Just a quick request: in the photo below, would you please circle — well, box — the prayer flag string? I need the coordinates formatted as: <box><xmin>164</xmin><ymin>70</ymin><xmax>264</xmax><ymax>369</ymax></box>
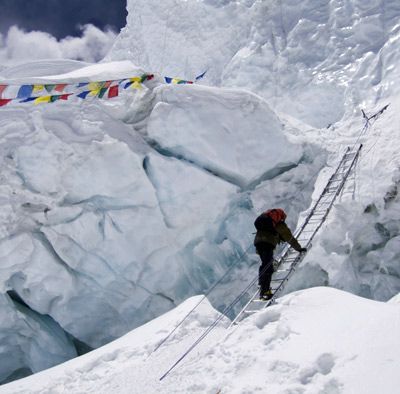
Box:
<box><xmin>0</xmin><ymin>70</ymin><xmax>205</xmax><ymax>108</ymax></box>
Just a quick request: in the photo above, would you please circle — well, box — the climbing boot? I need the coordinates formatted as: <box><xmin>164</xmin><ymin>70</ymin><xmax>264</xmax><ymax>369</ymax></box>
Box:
<box><xmin>259</xmin><ymin>289</ymin><xmax>273</xmax><ymax>300</ymax></box>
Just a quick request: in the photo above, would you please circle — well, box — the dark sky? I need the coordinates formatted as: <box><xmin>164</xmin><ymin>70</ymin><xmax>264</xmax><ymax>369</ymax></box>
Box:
<box><xmin>0</xmin><ymin>0</ymin><xmax>127</xmax><ymax>38</ymax></box>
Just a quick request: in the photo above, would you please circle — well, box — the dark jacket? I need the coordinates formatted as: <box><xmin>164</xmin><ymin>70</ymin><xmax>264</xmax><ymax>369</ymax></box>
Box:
<box><xmin>254</xmin><ymin>220</ymin><xmax>302</xmax><ymax>252</ymax></box>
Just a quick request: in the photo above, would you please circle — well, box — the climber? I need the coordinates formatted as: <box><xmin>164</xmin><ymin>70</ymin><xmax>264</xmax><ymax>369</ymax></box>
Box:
<box><xmin>254</xmin><ymin>208</ymin><xmax>307</xmax><ymax>300</ymax></box>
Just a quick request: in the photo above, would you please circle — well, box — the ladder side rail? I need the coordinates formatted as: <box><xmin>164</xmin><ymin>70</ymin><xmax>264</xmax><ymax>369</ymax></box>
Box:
<box><xmin>231</xmin><ymin>145</ymin><xmax>362</xmax><ymax>325</ymax></box>
<box><xmin>295</xmin><ymin>145</ymin><xmax>362</xmax><ymax>246</ymax></box>
<box><xmin>280</xmin><ymin>146</ymin><xmax>352</xmax><ymax>255</ymax></box>
<box><xmin>265</xmin><ymin>254</ymin><xmax>305</xmax><ymax>306</ymax></box>
<box><xmin>230</xmin><ymin>287</ymin><xmax>260</xmax><ymax>326</ymax></box>
<box><xmin>264</xmin><ymin>144</ymin><xmax>362</xmax><ymax>308</ymax></box>
<box><xmin>307</xmin><ymin>144</ymin><xmax>362</xmax><ymax>245</ymax></box>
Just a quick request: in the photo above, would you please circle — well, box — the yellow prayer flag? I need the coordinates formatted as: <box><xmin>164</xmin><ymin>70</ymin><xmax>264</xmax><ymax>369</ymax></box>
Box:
<box><xmin>88</xmin><ymin>82</ymin><xmax>103</xmax><ymax>90</ymax></box>
<box><xmin>89</xmin><ymin>89</ymin><xmax>101</xmax><ymax>96</ymax></box>
<box><xmin>131</xmin><ymin>81</ymin><xmax>142</xmax><ymax>89</ymax></box>
<box><xmin>33</xmin><ymin>85</ymin><xmax>45</xmax><ymax>93</ymax></box>
<box><xmin>130</xmin><ymin>77</ymin><xmax>141</xmax><ymax>83</ymax></box>
<box><xmin>34</xmin><ymin>96</ymin><xmax>51</xmax><ymax>104</ymax></box>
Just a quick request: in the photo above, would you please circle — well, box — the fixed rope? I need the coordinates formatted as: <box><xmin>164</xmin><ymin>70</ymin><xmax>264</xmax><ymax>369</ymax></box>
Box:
<box><xmin>147</xmin><ymin>242</ymin><xmax>254</xmax><ymax>359</ymax></box>
<box><xmin>159</xmin><ymin>256</ymin><xmax>275</xmax><ymax>381</ymax></box>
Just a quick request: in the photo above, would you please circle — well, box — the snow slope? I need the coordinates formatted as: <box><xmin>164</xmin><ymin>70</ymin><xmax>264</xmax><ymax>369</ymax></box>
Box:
<box><xmin>2</xmin><ymin>287</ymin><xmax>399</xmax><ymax>394</ymax></box>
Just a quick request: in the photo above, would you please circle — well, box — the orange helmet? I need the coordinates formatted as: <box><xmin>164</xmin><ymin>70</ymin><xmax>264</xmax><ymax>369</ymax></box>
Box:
<box><xmin>264</xmin><ymin>208</ymin><xmax>286</xmax><ymax>225</ymax></box>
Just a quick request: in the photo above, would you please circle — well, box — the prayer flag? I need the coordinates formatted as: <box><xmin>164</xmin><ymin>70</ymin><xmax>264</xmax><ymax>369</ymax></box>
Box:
<box><xmin>45</xmin><ymin>84</ymin><xmax>56</xmax><ymax>93</ymax></box>
<box><xmin>33</xmin><ymin>85</ymin><xmax>45</xmax><ymax>93</ymax></box>
<box><xmin>20</xmin><ymin>97</ymin><xmax>36</xmax><ymax>103</ymax></box>
<box><xmin>0</xmin><ymin>98</ymin><xmax>12</xmax><ymax>107</ymax></box>
<box><xmin>50</xmin><ymin>95</ymin><xmax>60</xmax><ymax>103</ymax></box>
<box><xmin>88</xmin><ymin>82</ymin><xmax>104</xmax><ymax>90</ymax></box>
<box><xmin>165</xmin><ymin>77</ymin><xmax>173</xmax><ymax>84</ymax></box>
<box><xmin>17</xmin><ymin>85</ymin><xmax>34</xmax><ymax>99</ymax></box>
<box><xmin>108</xmin><ymin>85</ymin><xmax>119</xmax><ymax>99</ymax></box>
<box><xmin>195</xmin><ymin>71</ymin><xmax>207</xmax><ymax>81</ymax></box>
<box><xmin>77</xmin><ymin>91</ymin><xmax>91</xmax><ymax>99</ymax></box>
<box><xmin>0</xmin><ymin>84</ymin><xmax>7</xmax><ymax>98</ymax></box>
<box><xmin>77</xmin><ymin>82</ymin><xmax>89</xmax><ymax>88</ymax></box>
<box><xmin>60</xmin><ymin>93</ymin><xmax>73</xmax><ymax>100</ymax></box>
<box><xmin>55</xmin><ymin>84</ymin><xmax>67</xmax><ymax>92</ymax></box>
<box><xmin>103</xmin><ymin>81</ymin><xmax>112</xmax><ymax>88</ymax></box>
<box><xmin>89</xmin><ymin>89</ymin><xmax>101</xmax><ymax>96</ymax></box>
<box><xmin>98</xmin><ymin>87</ymin><xmax>108</xmax><ymax>98</ymax></box>
<box><xmin>34</xmin><ymin>96</ymin><xmax>51</xmax><ymax>104</ymax></box>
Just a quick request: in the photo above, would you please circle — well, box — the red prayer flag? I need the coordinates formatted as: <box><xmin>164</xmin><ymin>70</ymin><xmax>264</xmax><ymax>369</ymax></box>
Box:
<box><xmin>0</xmin><ymin>85</ymin><xmax>7</xmax><ymax>98</ymax></box>
<box><xmin>108</xmin><ymin>85</ymin><xmax>119</xmax><ymax>99</ymax></box>
<box><xmin>0</xmin><ymin>99</ymin><xmax>12</xmax><ymax>107</ymax></box>
<box><xmin>60</xmin><ymin>94</ymin><xmax>73</xmax><ymax>100</ymax></box>
<box><xmin>54</xmin><ymin>84</ymin><xmax>67</xmax><ymax>92</ymax></box>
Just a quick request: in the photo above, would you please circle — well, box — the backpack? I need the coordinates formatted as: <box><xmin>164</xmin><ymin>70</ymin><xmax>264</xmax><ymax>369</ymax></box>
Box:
<box><xmin>254</xmin><ymin>209</ymin><xmax>286</xmax><ymax>233</ymax></box>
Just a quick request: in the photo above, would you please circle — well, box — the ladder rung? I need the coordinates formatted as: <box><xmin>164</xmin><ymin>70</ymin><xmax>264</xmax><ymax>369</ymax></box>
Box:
<box><xmin>271</xmin><ymin>277</ymin><xmax>287</xmax><ymax>282</ymax></box>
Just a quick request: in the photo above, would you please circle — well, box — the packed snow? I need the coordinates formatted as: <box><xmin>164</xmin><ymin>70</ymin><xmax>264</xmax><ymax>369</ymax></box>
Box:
<box><xmin>1</xmin><ymin>0</ymin><xmax>400</xmax><ymax>391</ymax></box>
<box><xmin>2</xmin><ymin>288</ymin><xmax>399</xmax><ymax>393</ymax></box>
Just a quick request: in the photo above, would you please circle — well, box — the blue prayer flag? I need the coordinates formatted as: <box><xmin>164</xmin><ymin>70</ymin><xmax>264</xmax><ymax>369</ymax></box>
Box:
<box><xmin>20</xmin><ymin>97</ymin><xmax>36</xmax><ymax>103</ymax></box>
<box><xmin>77</xmin><ymin>91</ymin><xmax>91</xmax><ymax>99</ymax></box>
<box><xmin>195</xmin><ymin>71</ymin><xmax>207</xmax><ymax>81</ymax></box>
<box><xmin>17</xmin><ymin>85</ymin><xmax>34</xmax><ymax>99</ymax></box>
<box><xmin>165</xmin><ymin>77</ymin><xmax>173</xmax><ymax>84</ymax></box>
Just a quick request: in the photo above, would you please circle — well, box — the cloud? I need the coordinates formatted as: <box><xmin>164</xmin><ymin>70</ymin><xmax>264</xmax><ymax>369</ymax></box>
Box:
<box><xmin>0</xmin><ymin>24</ymin><xmax>117</xmax><ymax>66</ymax></box>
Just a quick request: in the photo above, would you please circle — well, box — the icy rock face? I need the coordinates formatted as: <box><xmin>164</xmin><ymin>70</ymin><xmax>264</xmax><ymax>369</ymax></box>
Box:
<box><xmin>107</xmin><ymin>0</ymin><xmax>400</xmax><ymax>128</ymax></box>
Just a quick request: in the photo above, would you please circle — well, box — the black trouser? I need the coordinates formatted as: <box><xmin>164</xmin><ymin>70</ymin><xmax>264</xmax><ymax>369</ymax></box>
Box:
<box><xmin>256</xmin><ymin>243</ymin><xmax>274</xmax><ymax>293</ymax></box>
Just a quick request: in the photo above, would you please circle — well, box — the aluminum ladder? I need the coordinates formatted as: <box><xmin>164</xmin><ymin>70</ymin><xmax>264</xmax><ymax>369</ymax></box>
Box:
<box><xmin>230</xmin><ymin>144</ymin><xmax>362</xmax><ymax>326</ymax></box>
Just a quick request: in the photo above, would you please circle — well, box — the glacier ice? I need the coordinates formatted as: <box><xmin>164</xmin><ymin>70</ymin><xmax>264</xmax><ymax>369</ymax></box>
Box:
<box><xmin>147</xmin><ymin>84</ymin><xmax>303</xmax><ymax>188</ymax></box>
<box><xmin>0</xmin><ymin>57</ymin><xmax>317</xmax><ymax>381</ymax></box>
<box><xmin>2</xmin><ymin>0</ymin><xmax>400</xmax><ymax>385</ymax></box>
<box><xmin>0</xmin><ymin>292</ymin><xmax>76</xmax><ymax>384</ymax></box>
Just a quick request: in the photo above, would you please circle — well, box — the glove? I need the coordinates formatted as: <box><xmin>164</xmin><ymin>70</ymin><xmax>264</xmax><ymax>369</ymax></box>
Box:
<box><xmin>299</xmin><ymin>247</ymin><xmax>307</xmax><ymax>253</ymax></box>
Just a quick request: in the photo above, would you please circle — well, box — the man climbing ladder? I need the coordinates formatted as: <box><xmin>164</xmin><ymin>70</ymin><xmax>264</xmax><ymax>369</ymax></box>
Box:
<box><xmin>254</xmin><ymin>209</ymin><xmax>306</xmax><ymax>300</ymax></box>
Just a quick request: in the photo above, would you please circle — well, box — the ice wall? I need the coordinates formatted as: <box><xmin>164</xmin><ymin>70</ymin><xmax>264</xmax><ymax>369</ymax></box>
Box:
<box><xmin>108</xmin><ymin>0</ymin><xmax>400</xmax><ymax>303</ymax></box>
<box><xmin>108</xmin><ymin>0</ymin><xmax>400</xmax><ymax>127</ymax></box>
<box><xmin>0</xmin><ymin>60</ymin><xmax>320</xmax><ymax>382</ymax></box>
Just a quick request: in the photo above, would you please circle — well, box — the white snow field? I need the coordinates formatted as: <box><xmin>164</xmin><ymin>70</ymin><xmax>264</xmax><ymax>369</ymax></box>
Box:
<box><xmin>1</xmin><ymin>0</ymin><xmax>400</xmax><ymax>391</ymax></box>
<box><xmin>2</xmin><ymin>288</ymin><xmax>400</xmax><ymax>394</ymax></box>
